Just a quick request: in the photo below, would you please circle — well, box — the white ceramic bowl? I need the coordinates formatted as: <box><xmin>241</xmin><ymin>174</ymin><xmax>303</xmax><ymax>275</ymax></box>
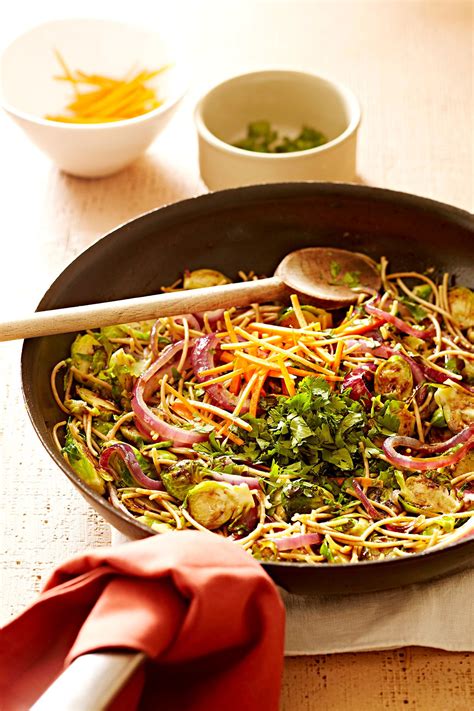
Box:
<box><xmin>194</xmin><ymin>70</ymin><xmax>361</xmax><ymax>190</ymax></box>
<box><xmin>0</xmin><ymin>19</ymin><xmax>188</xmax><ymax>178</ymax></box>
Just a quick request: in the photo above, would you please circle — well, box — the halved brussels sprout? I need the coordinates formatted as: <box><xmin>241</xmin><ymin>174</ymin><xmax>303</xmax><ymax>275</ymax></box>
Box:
<box><xmin>71</xmin><ymin>334</ymin><xmax>103</xmax><ymax>374</ymax></box>
<box><xmin>430</xmin><ymin>407</ymin><xmax>447</xmax><ymax>428</ymax></box>
<box><xmin>374</xmin><ymin>356</ymin><xmax>413</xmax><ymax>400</ymax></box>
<box><xmin>460</xmin><ymin>357</ymin><xmax>474</xmax><ymax>384</ymax></box>
<box><xmin>396</xmin><ymin>406</ymin><xmax>416</xmax><ymax>436</ymax></box>
<box><xmin>62</xmin><ymin>426</ymin><xmax>105</xmax><ymax>494</ymax></box>
<box><xmin>183</xmin><ymin>269</ymin><xmax>231</xmax><ymax>290</ymax></box>
<box><xmin>403</xmin><ymin>335</ymin><xmax>427</xmax><ymax>355</ymax></box>
<box><xmin>448</xmin><ymin>287</ymin><xmax>474</xmax><ymax>330</ymax></box>
<box><xmin>185</xmin><ymin>480</ymin><xmax>254</xmax><ymax>530</ymax></box>
<box><xmin>161</xmin><ymin>461</ymin><xmax>204</xmax><ymax>501</ymax></box>
<box><xmin>434</xmin><ymin>386</ymin><xmax>474</xmax><ymax>433</ymax></box>
<box><xmin>76</xmin><ymin>387</ymin><xmax>120</xmax><ymax>413</ymax></box>
<box><xmin>398</xmin><ymin>473</ymin><xmax>460</xmax><ymax>514</ymax></box>
<box><xmin>452</xmin><ymin>451</ymin><xmax>474</xmax><ymax>478</ymax></box>
<box><xmin>278</xmin><ymin>305</ymin><xmax>333</xmax><ymax>330</ymax></box>
<box><xmin>137</xmin><ymin>515</ymin><xmax>175</xmax><ymax>534</ymax></box>
<box><xmin>105</xmin><ymin>348</ymin><xmax>144</xmax><ymax>396</ymax></box>
<box><xmin>281</xmin><ymin>480</ymin><xmax>331</xmax><ymax>518</ymax></box>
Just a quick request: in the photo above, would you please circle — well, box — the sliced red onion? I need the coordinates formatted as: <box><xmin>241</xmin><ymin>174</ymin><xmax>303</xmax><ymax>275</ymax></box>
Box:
<box><xmin>132</xmin><ymin>340</ymin><xmax>208</xmax><ymax>447</ymax></box>
<box><xmin>192</xmin><ymin>334</ymin><xmax>249</xmax><ymax>414</ymax></box>
<box><xmin>342</xmin><ymin>363</ymin><xmax>377</xmax><ymax>404</ymax></box>
<box><xmin>175</xmin><ymin>313</ymin><xmax>201</xmax><ymax>331</ymax></box>
<box><xmin>270</xmin><ymin>532</ymin><xmax>322</xmax><ymax>551</ymax></box>
<box><xmin>383</xmin><ymin>424</ymin><xmax>474</xmax><ymax>471</ymax></box>
<box><xmin>210</xmin><ymin>470</ymin><xmax>261</xmax><ymax>490</ymax></box>
<box><xmin>365</xmin><ymin>302</ymin><xmax>435</xmax><ymax>339</ymax></box>
<box><xmin>100</xmin><ymin>442</ymin><xmax>164</xmax><ymax>490</ymax></box>
<box><xmin>194</xmin><ymin>309</ymin><xmax>225</xmax><ymax>325</ymax></box>
<box><xmin>142</xmin><ymin>340</ymin><xmax>186</xmax><ymax>396</ymax></box>
<box><xmin>134</xmin><ymin>418</ymin><xmax>156</xmax><ymax>442</ymax></box>
<box><xmin>351</xmin><ymin>479</ymin><xmax>382</xmax><ymax>519</ymax></box>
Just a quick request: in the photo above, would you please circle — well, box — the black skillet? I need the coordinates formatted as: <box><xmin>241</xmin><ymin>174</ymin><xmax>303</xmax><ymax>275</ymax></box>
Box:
<box><xmin>21</xmin><ymin>182</ymin><xmax>474</xmax><ymax>594</ymax></box>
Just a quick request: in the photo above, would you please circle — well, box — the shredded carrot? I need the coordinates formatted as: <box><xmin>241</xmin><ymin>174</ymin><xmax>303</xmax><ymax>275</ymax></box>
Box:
<box><xmin>224</xmin><ymin>310</ymin><xmax>238</xmax><ymax>342</ymax></box>
<box><xmin>278</xmin><ymin>356</ymin><xmax>296</xmax><ymax>396</ymax></box>
<box><xmin>332</xmin><ymin>339</ymin><xmax>345</xmax><ymax>373</ymax></box>
<box><xmin>290</xmin><ymin>294</ymin><xmax>308</xmax><ymax>328</ymax></box>
<box><xmin>249</xmin><ymin>371</ymin><xmax>268</xmax><ymax>418</ymax></box>
<box><xmin>233</xmin><ymin>371</ymin><xmax>260</xmax><ymax>417</ymax></box>
<box><xmin>171</xmin><ymin>401</ymin><xmax>194</xmax><ymax>418</ymax></box>
<box><xmin>46</xmin><ymin>52</ymin><xmax>168</xmax><ymax>123</ymax></box>
<box><xmin>229</xmin><ymin>372</ymin><xmax>242</xmax><ymax>395</ymax></box>
<box><xmin>198</xmin><ymin>361</ymin><xmax>234</xmax><ymax>377</ymax></box>
<box><xmin>164</xmin><ymin>383</ymin><xmax>200</xmax><ymax>416</ymax></box>
<box><xmin>187</xmin><ymin>400</ymin><xmax>252</xmax><ymax>432</ymax></box>
<box><xmin>200</xmin><ymin>368</ymin><xmax>245</xmax><ymax>387</ymax></box>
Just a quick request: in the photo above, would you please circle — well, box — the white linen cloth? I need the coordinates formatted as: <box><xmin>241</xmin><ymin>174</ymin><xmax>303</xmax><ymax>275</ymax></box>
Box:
<box><xmin>111</xmin><ymin>530</ymin><xmax>474</xmax><ymax>654</ymax></box>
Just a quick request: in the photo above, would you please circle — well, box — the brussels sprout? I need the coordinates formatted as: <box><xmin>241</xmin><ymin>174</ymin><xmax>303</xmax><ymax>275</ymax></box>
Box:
<box><xmin>62</xmin><ymin>426</ymin><xmax>105</xmax><ymax>494</ymax></box>
<box><xmin>278</xmin><ymin>305</ymin><xmax>333</xmax><ymax>330</ymax></box>
<box><xmin>413</xmin><ymin>284</ymin><xmax>432</xmax><ymax>300</ymax></box>
<box><xmin>460</xmin><ymin>357</ymin><xmax>474</xmax><ymax>384</ymax></box>
<box><xmin>430</xmin><ymin>407</ymin><xmax>447</xmax><ymax>428</ymax></box>
<box><xmin>161</xmin><ymin>460</ymin><xmax>204</xmax><ymax>501</ymax></box>
<box><xmin>397</xmin><ymin>406</ymin><xmax>416</xmax><ymax>436</ymax></box>
<box><xmin>374</xmin><ymin>356</ymin><xmax>413</xmax><ymax>400</ymax></box>
<box><xmin>137</xmin><ymin>515</ymin><xmax>175</xmax><ymax>534</ymax></box>
<box><xmin>64</xmin><ymin>398</ymin><xmax>100</xmax><ymax>416</ymax></box>
<box><xmin>448</xmin><ymin>287</ymin><xmax>474</xmax><ymax>330</ymax></box>
<box><xmin>396</xmin><ymin>473</ymin><xmax>460</xmax><ymax>514</ymax></box>
<box><xmin>434</xmin><ymin>386</ymin><xmax>474</xmax><ymax>432</ymax></box>
<box><xmin>120</xmin><ymin>321</ymin><xmax>155</xmax><ymax>340</ymax></box>
<box><xmin>183</xmin><ymin>269</ymin><xmax>231</xmax><ymax>290</ymax></box>
<box><xmin>120</xmin><ymin>426</ymin><xmax>147</xmax><ymax>446</ymax></box>
<box><xmin>185</xmin><ymin>480</ymin><xmax>254</xmax><ymax>530</ymax></box>
<box><xmin>251</xmin><ymin>540</ymin><xmax>278</xmax><ymax>561</ymax></box>
<box><xmin>452</xmin><ymin>451</ymin><xmax>474</xmax><ymax>478</ymax></box>
<box><xmin>403</xmin><ymin>336</ymin><xmax>427</xmax><ymax>355</ymax></box>
<box><xmin>104</xmin><ymin>348</ymin><xmax>144</xmax><ymax>395</ymax></box>
<box><xmin>76</xmin><ymin>387</ymin><xmax>120</xmax><ymax>413</ymax></box>
<box><xmin>281</xmin><ymin>480</ymin><xmax>332</xmax><ymax>518</ymax></box>
<box><xmin>71</xmin><ymin>334</ymin><xmax>103</xmax><ymax>374</ymax></box>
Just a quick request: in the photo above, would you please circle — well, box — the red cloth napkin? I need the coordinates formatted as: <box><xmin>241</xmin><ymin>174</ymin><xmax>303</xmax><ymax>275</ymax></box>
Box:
<box><xmin>0</xmin><ymin>531</ymin><xmax>285</xmax><ymax>711</ymax></box>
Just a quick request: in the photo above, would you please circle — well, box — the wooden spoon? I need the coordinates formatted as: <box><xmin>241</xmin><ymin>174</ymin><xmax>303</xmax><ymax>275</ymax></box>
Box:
<box><xmin>0</xmin><ymin>247</ymin><xmax>381</xmax><ymax>341</ymax></box>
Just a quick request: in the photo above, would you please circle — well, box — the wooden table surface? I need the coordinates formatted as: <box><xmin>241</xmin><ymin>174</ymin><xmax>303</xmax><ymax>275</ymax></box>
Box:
<box><xmin>0</xmin><ymin>1</ymin><xmax>473</xmax><ymax>709</ymax></box>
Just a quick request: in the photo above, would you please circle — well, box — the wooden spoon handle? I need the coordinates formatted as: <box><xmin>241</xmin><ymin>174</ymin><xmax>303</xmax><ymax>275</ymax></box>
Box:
<box><xmin>0</xmin><ymin>276</ymin><xmax>285</xmax><ymax>341</ymax></box>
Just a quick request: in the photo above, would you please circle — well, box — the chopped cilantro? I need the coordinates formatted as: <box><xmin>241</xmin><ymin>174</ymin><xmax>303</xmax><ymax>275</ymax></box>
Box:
<box><xmin>233</xmin><ymin>376</ymin><xmax>368</xmax><ymax>476</ymax></box>
<box><xmin>342</xmin><ymin>270</ymin><xmax>361</xmax><ymax>288</ymax></box>
<box><xmin>330</xmin><ymin>260</ymin><xmax>341</xmax><ymax>280</ymax></box>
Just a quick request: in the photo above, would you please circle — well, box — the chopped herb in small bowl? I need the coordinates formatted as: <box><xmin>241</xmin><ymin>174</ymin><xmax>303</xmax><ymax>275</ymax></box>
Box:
<box><xmin>233</xmin><ymin>120</ymin><xmax>327</xmax><ymax>153</ymax></box>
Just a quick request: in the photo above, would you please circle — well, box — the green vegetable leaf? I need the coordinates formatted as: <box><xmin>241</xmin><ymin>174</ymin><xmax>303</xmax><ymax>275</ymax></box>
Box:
<box><xmin>330</xmin><ymin>261</ymin><xmax>341</xmax><ymax>280</ymax></box>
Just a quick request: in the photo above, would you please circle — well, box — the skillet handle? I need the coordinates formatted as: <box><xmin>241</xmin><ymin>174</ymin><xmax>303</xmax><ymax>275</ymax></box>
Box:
<box><xmin>30</xmin><ymin>650</ymin><xmax>146</xmax><ymax>711</ymax></box>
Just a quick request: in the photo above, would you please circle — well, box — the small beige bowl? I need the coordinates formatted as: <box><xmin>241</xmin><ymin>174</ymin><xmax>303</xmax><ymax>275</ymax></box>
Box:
<box><xmin>194</xmin><ymin>69</ymin><xmax>361</xmax><ymax>191</ymax></box>
<box><xmin>0</xmin><ymin>19</ymin><xmax>188</xmax><ymax>178</ymax></box>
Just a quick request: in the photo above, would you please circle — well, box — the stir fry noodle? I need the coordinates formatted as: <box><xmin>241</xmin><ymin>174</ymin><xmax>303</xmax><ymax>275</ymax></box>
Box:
<box><xmin>51</xmin><ymin>261</ymin><xmax>474</xmax><ymax>564</ymax></box>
